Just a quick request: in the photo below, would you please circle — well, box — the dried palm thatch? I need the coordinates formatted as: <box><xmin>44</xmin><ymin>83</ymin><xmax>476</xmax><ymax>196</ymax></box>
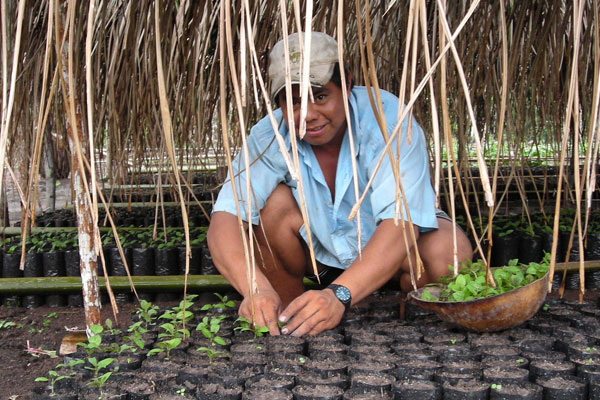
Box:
<box><xmin>0</xmin><ymin>0</ymin><xmax>598</xmax><ymax>324</ymax></box>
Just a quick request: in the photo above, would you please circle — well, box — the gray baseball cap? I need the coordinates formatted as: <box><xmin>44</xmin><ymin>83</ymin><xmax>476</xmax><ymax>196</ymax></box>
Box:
<box><xmin>268</xmin><ymin>32</ymin><xmax>339</xmax><ymax>101</ymax></box>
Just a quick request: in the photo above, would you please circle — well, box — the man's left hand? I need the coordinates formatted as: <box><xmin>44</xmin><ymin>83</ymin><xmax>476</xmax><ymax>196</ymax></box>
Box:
<box><xmin>278</xmin><ymin>289</ymin><xmax>345</xmax><ymax>336</ymax></box>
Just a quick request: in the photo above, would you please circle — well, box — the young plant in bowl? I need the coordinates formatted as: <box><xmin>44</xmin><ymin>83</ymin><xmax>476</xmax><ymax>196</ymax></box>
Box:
<box><xmin>422</xmin><ymin>252</ymin><xmax>550</xmax><ymax>302</ymax></box>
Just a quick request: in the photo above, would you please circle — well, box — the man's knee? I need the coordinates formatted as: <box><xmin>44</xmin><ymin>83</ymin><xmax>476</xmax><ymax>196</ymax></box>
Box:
<box><xmin>260</xmin><ymin>184</ymin><xmax>303</xmax><ymax>232</ymax></box>
<box><xmin>254</xmin><ymin>184</ymin><xmax>308</xmax><ymax>278</ymax></box>
<box><xmin>422</xmin><ymin>219</ymin><xmax>472</xmax><ymax>277</ymax></box>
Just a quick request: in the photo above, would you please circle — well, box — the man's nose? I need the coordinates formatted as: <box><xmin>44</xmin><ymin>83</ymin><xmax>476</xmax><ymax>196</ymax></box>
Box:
<box><xmin>305</xmin><ymin>101</ymin><xmax>318</xmax><ymax>121</ymax></box>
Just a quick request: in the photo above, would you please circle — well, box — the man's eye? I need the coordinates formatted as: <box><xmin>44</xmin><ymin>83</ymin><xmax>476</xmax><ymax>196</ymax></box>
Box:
<box><xmin>315</xmin><ymin>94</ymin><xmax>326</xmax><ymax>101</ymax></box>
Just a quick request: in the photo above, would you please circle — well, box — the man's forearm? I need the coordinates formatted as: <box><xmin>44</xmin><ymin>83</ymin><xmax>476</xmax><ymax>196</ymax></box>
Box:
<box><xmin>207</xmin><ymin>211</ymin><xmax>273</xmax><ymax>298</ymax></box>
<box><xmin>332</xmin><ymin>219</ymin><xmax>419</xmax><ymax>304</ymax></box>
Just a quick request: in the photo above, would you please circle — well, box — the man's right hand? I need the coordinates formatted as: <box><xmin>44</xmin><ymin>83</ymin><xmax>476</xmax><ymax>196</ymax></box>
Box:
<box><xmin>238</xmin><ymin>287</ymin><xmax>282</xmax><ymax>336</ymax></box>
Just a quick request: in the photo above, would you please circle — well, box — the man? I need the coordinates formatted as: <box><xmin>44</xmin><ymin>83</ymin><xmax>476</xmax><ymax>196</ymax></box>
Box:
<box><xmin>207</xmin><ymin>32</ymin><xmax>472</xmax><ymax>336</ymax></box>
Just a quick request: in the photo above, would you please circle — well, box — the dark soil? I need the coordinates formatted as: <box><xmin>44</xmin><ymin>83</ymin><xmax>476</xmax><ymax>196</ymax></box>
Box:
<box><xmin>0</xmin><ymin>289</ymin><xmax>598</xmax><ymax>400</ymax></box>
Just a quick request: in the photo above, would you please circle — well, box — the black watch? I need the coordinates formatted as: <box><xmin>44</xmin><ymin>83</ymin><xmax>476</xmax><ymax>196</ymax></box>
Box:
<box><xmin>327</xmin><ymin>284</ymin><xmax>352</xmax><ymax>312</ymax></box>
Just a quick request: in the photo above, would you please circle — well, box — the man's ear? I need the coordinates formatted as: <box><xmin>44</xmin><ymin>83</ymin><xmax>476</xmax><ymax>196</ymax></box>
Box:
<box><xmin>346</xmin><ymin>70</ymin><xmax>353</xmax><ymax>90</ymax></box>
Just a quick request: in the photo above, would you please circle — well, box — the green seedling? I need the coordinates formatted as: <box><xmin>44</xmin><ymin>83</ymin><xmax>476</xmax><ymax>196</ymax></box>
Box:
<box><xmin>38</xmin><ymin>313</ymin><xmax>58</xmax><ymax>332</ymax></box>
<box><xmin>85</xmin><ymin>357</ymin><xmax>116</xmax><ymax>379</ymax></box>
<box><xmin>176</xmin><ymin>388</ymin><xmax>186</xmax><ymax>396</ymax></box>
<box><xmin>0</xmin><ymin>320</ymin><xmax>15</xmax><ymax>329</ymax></box>
<box><xmin>196</xmin><ymin>315</ymin><xmax>227</xmax><ymax>346</ymax></box>
<box><xmin>135</xmin><ymin>299</ymin><xmax>159</xmax><ymax>328</ymax></box>
<box><xmin>158</xmin><ymin>295</ymin><xmax>197</xmax><ymax>338</ymax></box>
<box><xmin>158</xmin><ymin>322</ymin><xmax>189</xmax><ymax>341</ymax></box>
<box><xmin>34</xmin><ymin>369</ymin><xmax>73</xmax><ymax>396</ymax></box>
<box><xmin>87</xmin><ymin>371</ymin><xmax>114</xmax><ymax>399</ymax></box>
<box><xmin>148</xmin><ymin>338</ymin><xmax>181</xmax><ymax>360</ymax></box>
<box><xmin>491</xmin><ymin>383</ymin><xmax>502</xmax><ymax>390</ymax></box>
<box><xmin>423</xmin><ymin>253</ymin><xmax>550</xmax><ymax>302</ymax></box>
<box><xmin>200</xmin><ymin>293</ymin><xmax>236</xmax><ymax>312</ymax></box>
<box><xmin>234</xmin><ymin>316</ymin><xmax>269</xmax><ymax>337</ymax></box>
<box><xmin>124</xmin><ymin>321</ymin><xmax>148</xmax><ymax>350</ymax></box>
<box><xmin>104</xmin><ymin>319</ymin><xmax>121</xmax><ymax>336</ymax></box>
<box><xmin>104</xmin><ymin>342</ymin><xmax>136</xmax><ymax>355</ymax></box>
<box><xmin>77</xmin><ymin>325</ymin><xmax>104</xmax><ymax>358</ymax></box>
<box><xmin>196</xmin><ymin>346</ymin><xmax>229</xmax><ymax>364</ymax></box>
<box><xmin>59</xmin><ymin>359</ymin><xmax>85</xmax><ymax>375</ymax></box>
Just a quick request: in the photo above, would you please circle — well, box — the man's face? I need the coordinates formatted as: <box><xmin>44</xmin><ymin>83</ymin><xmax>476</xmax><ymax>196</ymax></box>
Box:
<box><xmin>278</xmin><ymin>81</ymin><xmax>347</xmax><ymax>148</ymax></box>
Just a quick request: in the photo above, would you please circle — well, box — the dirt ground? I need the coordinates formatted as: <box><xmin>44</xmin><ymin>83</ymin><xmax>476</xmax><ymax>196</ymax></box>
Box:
<box><xmin>0</xmin><ymin>298</ymin><xmax>167</xmax><ymax>400</ymax></box>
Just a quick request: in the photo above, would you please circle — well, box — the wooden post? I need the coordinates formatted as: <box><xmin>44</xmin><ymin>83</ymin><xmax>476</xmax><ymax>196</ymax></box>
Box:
<box><xmin>55</xmin><ymin>0</ymin><xmax>101</xmax><ymax>333</ymax></box>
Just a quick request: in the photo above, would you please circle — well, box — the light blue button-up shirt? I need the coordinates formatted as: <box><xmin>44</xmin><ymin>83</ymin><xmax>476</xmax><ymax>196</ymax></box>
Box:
<box><xmin>213</xmin><ymin>86</ymin><xmax>438</xmax><ymax>269</ymax></box>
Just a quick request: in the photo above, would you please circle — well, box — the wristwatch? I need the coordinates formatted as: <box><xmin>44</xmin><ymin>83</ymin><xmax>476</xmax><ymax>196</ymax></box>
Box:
<box><xmin>327</xmin><ymin>284</ymin><xmax>352</xmax><ymax>312</ymax></box>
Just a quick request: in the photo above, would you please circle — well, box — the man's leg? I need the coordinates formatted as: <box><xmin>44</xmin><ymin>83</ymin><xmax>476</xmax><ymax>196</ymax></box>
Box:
<box><xmin>398</xmin><ymin>218</ymin><xmax>473</xmax><ymax>292</ymax></box>
<box><xmin>253</xmin><ymin>184</ymin><xmax>309</xmax><ymax>307</ymax></box>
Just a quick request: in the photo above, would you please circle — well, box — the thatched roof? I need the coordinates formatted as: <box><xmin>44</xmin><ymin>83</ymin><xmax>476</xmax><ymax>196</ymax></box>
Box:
<box><xmin>0</xmin><ymin>0</ymin><xmax>597</xmax><ymax>239</ymax></box>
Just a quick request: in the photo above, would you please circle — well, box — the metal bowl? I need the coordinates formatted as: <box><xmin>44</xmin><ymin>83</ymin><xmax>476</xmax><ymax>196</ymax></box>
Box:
<box><xmin>408</xmin><ymin>270</ymin><xmax>549</xmax><ymax>332</ymax></box>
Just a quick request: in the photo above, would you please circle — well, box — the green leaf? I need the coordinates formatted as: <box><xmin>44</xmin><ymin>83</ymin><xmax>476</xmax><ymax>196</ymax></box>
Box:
<box><xmin>214</xmin><ymin>336</ymin><xmax>226</xmax><ymax>346</ymax></box>
<box><xmin>421</xmin><ymin>289</ymin><xmax>438</xmax><ymax>302</ymax></box>
<box><xmin>200</xmin><ymin>327</ymin><xmax>211</xmax><ymax>338</ymax></box>
<box><xmin>97</xmin><ymin>358</ymin><xmax>115</xmax><ymax>369</ymax></box>
<box><xmin>451</xmin><ymin>291</ymin><xmax>464</xmax><ymax>302</ymax></box>
<box><xmin>90</xmin><ymin>325</ymin><xmax>104</xmax><ymax>335</ymax></box>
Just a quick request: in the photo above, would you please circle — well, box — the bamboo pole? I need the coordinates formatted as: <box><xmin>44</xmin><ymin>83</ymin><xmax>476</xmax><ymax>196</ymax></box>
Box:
<box><xmin>0</xmin><ymin>275</ymin><xmax>320</xmax><ymax>294</ymax></box>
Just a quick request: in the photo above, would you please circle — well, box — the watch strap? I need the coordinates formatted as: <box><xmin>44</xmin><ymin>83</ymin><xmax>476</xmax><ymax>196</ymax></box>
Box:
<box><xmin>327</xmin><ymin>283</ymin><xmax>351</xmax><ymax>312</ymax></box>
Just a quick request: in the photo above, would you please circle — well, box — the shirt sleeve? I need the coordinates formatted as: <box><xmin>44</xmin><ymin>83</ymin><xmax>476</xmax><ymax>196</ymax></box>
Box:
<box><xmin>364</xmin><ymin>92</ymin><xmax>438</xmax><ymax>230</ymax></box>
<box><xmin>212</xmin><ymin>114</ymin><xmax>290</xmax><ymax>225</ymax></box>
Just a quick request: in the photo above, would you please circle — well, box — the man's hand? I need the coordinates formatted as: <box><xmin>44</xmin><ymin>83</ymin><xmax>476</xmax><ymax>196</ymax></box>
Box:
<box><xmin>278</xmin><ymin>289</ymin><xmax>345</xmax><ymax>336</ymax></box>
<box><xmin>238</xmin><ymin>288</ymin><xmax>283</xmax><ymax>336</ymax></box>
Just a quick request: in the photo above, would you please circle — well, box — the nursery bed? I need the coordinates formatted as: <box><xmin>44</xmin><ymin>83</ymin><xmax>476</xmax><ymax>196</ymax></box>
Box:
<box><xmin>0</xmin><ymin>289</ymin><xmax>599</xmax><ymax>400</ymax></box>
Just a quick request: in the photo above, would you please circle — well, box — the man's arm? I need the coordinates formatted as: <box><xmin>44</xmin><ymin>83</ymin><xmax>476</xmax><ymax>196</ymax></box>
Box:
<box><xmin>207</xmin><ymin>211</ymin><xmax>282</xmax><ymax>335</ymax></box>
<box><xmin>279</xmin><ymin>219</ymin><xmax>418</xmax><ymax>336</ymax></box>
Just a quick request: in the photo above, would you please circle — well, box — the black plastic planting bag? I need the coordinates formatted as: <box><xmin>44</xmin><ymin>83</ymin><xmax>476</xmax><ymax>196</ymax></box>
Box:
<box><xmin>154</xmin><ymin>247</ymin><xmax>179</xmax><ymax>301</ymax></box>
<box><xmin>201</xmin><ymin>243</ymin><xmax>217</xmax><ymax>275</ymax></box>
<box><xmin>64</xmin><ymin>249</ymin><xmax>83</xmax><ymax>306</ymax></box>
<box><xmin>155</xmin><ymin>247</ymin><xmax>178</xmax><ymax>275</ymax></box>
<box><xmin>23</xmin><ymin>252</ymin><xmax>42</xmax><ymax>277</ymax></box>
<box><xmin>131</xmin><ymin>247</ymin><xmax>155</xmax><ymax>276</ymax></box>
<box><xmin>64</xmin><ymin>250</ymin><xmax>80</xmax><ymax>276</ymax></box>
<box><xmin>107</xmin><ymin>247</ymin><xmax>131</xmax><ymax>276</ymax></box>
<box><xmin>178</xmin><ymin>246</ymin><xmax>202</xmax><ymax>275</ymax></box>
<box><xmin>43</xmin><ymin>251</ymin><xmax>66</xmax><ymax>307</ymax></box>
<box><xmin>560</xmin><ymin>231</ymin><xmax>580</xmax><ymax>262</ymax></box>
<box><xmin>492</xmin><ymin>232</ymin><xmax>519</xmax><ymax>267</ymax></box>
<box><xmin>23</xmin><ymin>253</ymin><xmax>44</xmax><ymax>309</ymax></box>
<box><xmin>2</xmin><ymin>252</ymin><xmax>22</xmax><ymax>278</ymax></box>
<box><xmin>106</xmin><ymin>247</ymin><xmax>132</xmax><ymax>303</ymax></box>
<box><xmin>586</xmin><ymin>233</ymin><xmax>600</xmax><ymax>260</ymax></box>
<box><xmin>518</xmin><ymin>233</ymin><xmax>543</xmax><ymax>264</ymax></box>
<box><xmin>542</xmin><ymin>231</ymin><xmax>561</xmax><ymax>262</ymax></box>
<box><xmin>131</xmin><ymin>247</ymin><xmax>155</xmax><ymax>301</ymax></box>
<box><xmin>2</xmin><ymin>252</ymin><xmax>22</xmax><ymax>306</ymax></box>
<box><xmin>43</xmin><ymin>251</ymin><xmax>66</xmax><ymax>277</ymax></box>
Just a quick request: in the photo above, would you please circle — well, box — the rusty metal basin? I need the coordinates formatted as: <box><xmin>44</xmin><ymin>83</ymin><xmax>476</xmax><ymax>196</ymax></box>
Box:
<box><xmin>408</xmin><ymin>270</ymin><xmax>549</xmax><ymax>332</ymax></box>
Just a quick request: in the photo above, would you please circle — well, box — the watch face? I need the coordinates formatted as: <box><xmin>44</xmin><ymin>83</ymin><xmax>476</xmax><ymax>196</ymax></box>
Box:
<box><xmin>335</xmin><ymin>286</ymin><xmax>351</xmax><ymax>303</ymax></box>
